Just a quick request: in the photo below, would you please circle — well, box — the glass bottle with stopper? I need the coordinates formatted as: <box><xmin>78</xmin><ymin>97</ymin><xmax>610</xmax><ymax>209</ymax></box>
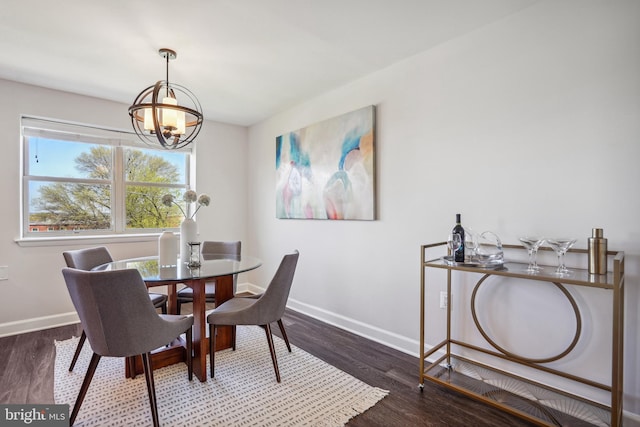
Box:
<box><xmin>187</xmin><ymin>241</ymin><xmax>201</xmax><ymax>268</ymax></box>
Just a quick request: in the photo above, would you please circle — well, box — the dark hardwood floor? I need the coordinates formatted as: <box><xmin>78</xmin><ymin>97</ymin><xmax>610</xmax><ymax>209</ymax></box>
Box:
<box><xmin>0</xmin><ymin>308</ymin><xmax>537</xmax><ymax>426</ymax></box>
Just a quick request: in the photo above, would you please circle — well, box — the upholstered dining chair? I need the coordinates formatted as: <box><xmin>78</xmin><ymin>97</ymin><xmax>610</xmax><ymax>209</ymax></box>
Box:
<box><xmin>207</xmin><ymin>250</ymin><xmax>299</xmax><ymax>383</ymax></box>
<box><xmin>63</xmin><ymin>247</ymin><xmax>168</xmax><ymax>372</ymax></box>
<box><xmin>175</xmin><ymin>240</ymin><xmax>241</xmax><ymax>314</ymax></box>
<box><xmin>62</xmin><ymin>268</ymin><xmax>193</xmax><ymax>427</ymax></box>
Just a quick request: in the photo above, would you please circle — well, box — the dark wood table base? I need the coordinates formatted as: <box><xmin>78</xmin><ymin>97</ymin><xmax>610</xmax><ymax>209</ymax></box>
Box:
<box><xmin>126</xmin><ymin>274</ymin><xmax>236</xmax><ymax>382</ymax></box>
<box><xmin>125</xmin><ymin>327</ymin><xmax>233</xmax><ymax>379</ymax></box>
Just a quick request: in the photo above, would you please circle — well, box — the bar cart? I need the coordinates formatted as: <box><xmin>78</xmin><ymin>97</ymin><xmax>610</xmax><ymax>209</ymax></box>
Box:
<box><xmin>419</xmin><ymin>242</ymin><xmax>625</xmax><ymax>426</ymax></box>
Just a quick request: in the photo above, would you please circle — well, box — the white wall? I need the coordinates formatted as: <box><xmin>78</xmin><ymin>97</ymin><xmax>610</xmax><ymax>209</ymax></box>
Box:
<box><xmin>0</xmin><ymin>79</ymin><xmax>248</xmax><ymax>334</ymax></box>
<box><xmin>247</xmin><ymin>0</ymin><xmax>640</xmax><ymax>418</ymax></box>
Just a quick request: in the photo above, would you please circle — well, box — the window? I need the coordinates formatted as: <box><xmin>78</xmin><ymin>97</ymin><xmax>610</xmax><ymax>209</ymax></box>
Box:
<box><xmin>21</xmin><ymin>117</ymin><xmax>193</xmax><ymax>238</ymax></box>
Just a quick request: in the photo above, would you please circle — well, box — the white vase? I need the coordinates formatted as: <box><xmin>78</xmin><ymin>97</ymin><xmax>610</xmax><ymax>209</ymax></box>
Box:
<box><xmin>158</xmin><ymin>231</ymin><xmax>178</xmax><ymax>267</ymax></box>
<box><xmin>180</xmin><ymin>218</ymin><xmax>197</xmax><ymax>265</ymax></box>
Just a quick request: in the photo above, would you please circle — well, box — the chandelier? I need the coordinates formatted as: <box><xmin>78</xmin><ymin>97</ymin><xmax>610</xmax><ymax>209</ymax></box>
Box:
<box><xmin>128</xmin><ymin>48</ymin><xmax>203</xmax><ymax>149</ymax></box>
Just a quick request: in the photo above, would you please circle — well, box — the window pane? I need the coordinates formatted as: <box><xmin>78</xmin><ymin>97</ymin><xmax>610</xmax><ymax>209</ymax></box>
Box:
<box><xmin>28</xmin><ymin>137</ymin><xmax>112</xmax><ymax>179</ymax></box>
<box><xmin>28</xmin><ymin>181</ymin><xmax>112</xmax><ymax>232</ymax></box>
<box><xmin>22</xmin><ymin>117</ymin><xmax>192</xmax><ymax>237</ymax></box>
<box><xmin>125</xmin><ymin>185</ymin><xmax>183</xmax><ymax>229</ymax></box>
<box><xmin>124</xmin><ymin>147</ymin><xmax>186</xmax><ymax>184</ymax></box>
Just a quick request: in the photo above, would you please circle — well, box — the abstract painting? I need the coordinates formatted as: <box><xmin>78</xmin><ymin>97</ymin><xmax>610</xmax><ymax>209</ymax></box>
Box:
<box><xmin>276</xmin><ymin>106</ymin><xmax>375</xmax><ymax>220</ymax></box>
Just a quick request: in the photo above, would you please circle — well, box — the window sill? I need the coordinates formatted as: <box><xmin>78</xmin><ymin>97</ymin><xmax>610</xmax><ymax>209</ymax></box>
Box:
<box><xmin>15</xmin><ymin>233</ymin><xmax>164</xmax><ymax>247</ymax></box>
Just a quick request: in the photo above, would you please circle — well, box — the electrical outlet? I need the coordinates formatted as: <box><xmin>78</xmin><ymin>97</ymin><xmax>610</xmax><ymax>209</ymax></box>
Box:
<box><xmin>0</xmin><ymin>266</ymin><xmax>8</xmax><ymax>281</ymax></box>
<box><xmin>439</xmin><ymin>291</ymin><xmax>447</xmax><ymax>309</ymax></box>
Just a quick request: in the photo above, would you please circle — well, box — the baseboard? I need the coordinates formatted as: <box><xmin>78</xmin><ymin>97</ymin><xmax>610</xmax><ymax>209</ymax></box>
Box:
<box><xmin>237</xmin><ymin>282</ymin><xmax>263</xmax><ymax>295</ymax></box>
<box><xmin>0</xmin><ymin>312</ymin><xmax>79</xmax><ymax>338</ymax></box>
<box><xmin>625</xmin><ymin>411</ymin><xmax>640</xmax><ymax>427</ymax></box>
<box><xmin>243</xmin><ymin>283</ymin><xmax>436</xmax><ymax>359</ymax></box>
<box><xmin>285</xmin><ymin>296</ymin><xmax>421</xmax><ymax>358</ymax></box>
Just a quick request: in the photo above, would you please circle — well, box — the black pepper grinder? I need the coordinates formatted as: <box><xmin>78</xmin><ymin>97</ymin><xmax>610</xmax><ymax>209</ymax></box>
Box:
<box><xmin>588</xmin><ymin>228</ymin><xmax>607</xmax><ymax>275</ymax></box>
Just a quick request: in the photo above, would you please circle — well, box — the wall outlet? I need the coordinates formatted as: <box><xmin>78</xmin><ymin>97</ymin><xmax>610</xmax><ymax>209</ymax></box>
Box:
<box><xmin>439</xmin><ymin>291</ymin><xmax>447</xmax><ymax>309</ymax></box>
<box><xmin>0</xmin><ymin>266</ymin><xmax>8</xmax><ymax>281</ymax></box>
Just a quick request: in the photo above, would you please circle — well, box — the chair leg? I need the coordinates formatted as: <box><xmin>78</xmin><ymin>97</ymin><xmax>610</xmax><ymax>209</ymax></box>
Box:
<box><xmin>70</xmin><ymin>352</ymin><xmax>101</xmax><ymax>426</ymax></box>
<box><xmin>209</xmin><ymin>324</ymin><xmax>216</xmax><ymax>378</ymax></box>
<box><xmin>185</xmin><ymin>327</ymin><xmax>193</xmax><ymax>381</ymax></box>
<box><xmin>141</xmin><ymin>352</ymin><xmax>160</xmax><ymax>427</ymax></box>
<box><xmin>264</xmin><ymin>323</ymin><xmax>281</xmax><ymax>383</ymax></box>
<box><xmin>176</xmin><ymin>300</ymin><xmax>181</xmax><ymax>315</ymax></box>
<box><xmin>128</xmin><ymin>356</ymin><xmax>137</xmax><ymax>380</ymax></box>
<box><xmin>161</xmin><ymin>302</ymin><xmax>167</xmax><ymax>315</ymax></box>
<box><xmin>277</xmin><ymin>319</ymin><xmax>292</xmax><ymax>352</ymax></box>
<box><xmin>232</xmin><ymin>325</ymin><xmax>236</xmax><ymax>351</ymax></box>
<box><xmin>69</xmin><ymin>330</ymin><xmax>87</xmax><ymax>372</ymax></box>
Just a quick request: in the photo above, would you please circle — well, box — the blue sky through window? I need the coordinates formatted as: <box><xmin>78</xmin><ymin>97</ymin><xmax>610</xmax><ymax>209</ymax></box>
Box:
<box><xmin>28</xmin><ymin>137</ymin><xmax>187</xmax><ymax>182</ymax></box>
<box><xmin>29</xmin><ymin>138</ymin><xmax>99</xmax><ymax>178</ymax></box>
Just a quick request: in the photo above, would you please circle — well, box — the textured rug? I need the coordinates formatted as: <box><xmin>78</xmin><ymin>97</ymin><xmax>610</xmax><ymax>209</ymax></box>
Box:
<box><xmin>54</xmin><ymin>325</ymin><xmax>388</xmax><ymax>426</ymax></box>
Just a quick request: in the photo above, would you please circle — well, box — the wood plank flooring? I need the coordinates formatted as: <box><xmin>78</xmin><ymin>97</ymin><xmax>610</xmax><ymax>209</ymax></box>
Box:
<box><xmin>0</xmin><ymin>309</ymin><xmax>536</xmax><ymax>426</ymax></box>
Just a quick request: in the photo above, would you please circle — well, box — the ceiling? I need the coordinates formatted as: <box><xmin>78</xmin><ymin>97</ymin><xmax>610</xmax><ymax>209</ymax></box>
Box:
<box><xmin>1</xmin><ymin>0</ymin><xmax>538</xmax><ymax>126</ymax></box>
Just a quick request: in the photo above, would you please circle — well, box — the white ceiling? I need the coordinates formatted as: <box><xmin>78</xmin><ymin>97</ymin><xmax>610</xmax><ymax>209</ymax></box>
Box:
<box><xmin>1</xmin><ymin>0</ymin><xmax>538</xmax><ymax>126</ymax></box>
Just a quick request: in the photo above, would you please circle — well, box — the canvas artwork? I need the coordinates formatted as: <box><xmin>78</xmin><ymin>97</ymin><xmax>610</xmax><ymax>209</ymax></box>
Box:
<box><xmin>276</xmin><ymin>106</ymin><xmax>375</xmax><ymax>220</ymax></box>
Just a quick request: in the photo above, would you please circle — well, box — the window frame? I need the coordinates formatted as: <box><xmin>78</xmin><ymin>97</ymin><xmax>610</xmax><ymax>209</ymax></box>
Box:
<box><xmin>20</xmin><ymin>116</ymin><xmax>193</xmax><ymax>241</ymax></box>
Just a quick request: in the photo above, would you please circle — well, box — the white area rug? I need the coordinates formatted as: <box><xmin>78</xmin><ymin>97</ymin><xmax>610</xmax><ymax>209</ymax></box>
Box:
<box><xmin>54</xmin><ymin>325</ymin><xmax>388</xmax><ymax>426</ymax></box>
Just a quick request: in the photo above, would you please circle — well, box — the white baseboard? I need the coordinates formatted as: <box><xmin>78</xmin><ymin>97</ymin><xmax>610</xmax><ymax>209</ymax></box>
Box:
<box><xmin>238</xmin><ymin>283</ymin><xmax>440</xmax><ymax>357</ymax></box>
<box><xmin>241</xmin><ymin>283</ymin><xmax>444</xmax><ymax>359</ymax></box>
<box><xmin>625</xmin><ymin>411</ymin><xmax>640</xmax><ymax>427</ymax></box>
<box><xmin>0</xmin><ymin>312</ymin><xmax>79</xmax><ymax>338</ymax></box>
<box><xmin>285</xmin><ymin>296</ymin><xmax>421</xmax><ymax>358</ymax></box>
<box><xmin>238</xmin><ymin>282</ymin><xmax>264</xmax><ymax>296</ymax></box>
<box><xmin>239</xmin><ymin>282</ymin><xmax>420</xmax><ymax>356</ymax></box>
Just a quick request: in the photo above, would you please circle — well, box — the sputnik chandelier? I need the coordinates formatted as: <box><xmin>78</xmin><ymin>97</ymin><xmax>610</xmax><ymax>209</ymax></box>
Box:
<box><xmin>128</xmin><ymin>48</ymin><xmax>203</xmax><ymax>149</ymax></box>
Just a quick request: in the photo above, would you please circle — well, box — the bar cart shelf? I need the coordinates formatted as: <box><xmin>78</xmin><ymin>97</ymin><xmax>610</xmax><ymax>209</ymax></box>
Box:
<box><xmin>419</xmin><ymin>243</ymin><xmax>625</xmax><ymax>427</ymax></box>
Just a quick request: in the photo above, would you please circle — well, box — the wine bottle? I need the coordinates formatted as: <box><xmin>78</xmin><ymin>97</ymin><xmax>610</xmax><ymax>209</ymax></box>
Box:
<box><xmin>452</xmin><ymin>214</ymin><xmax>465</xmax><ymax>262</ymax></box>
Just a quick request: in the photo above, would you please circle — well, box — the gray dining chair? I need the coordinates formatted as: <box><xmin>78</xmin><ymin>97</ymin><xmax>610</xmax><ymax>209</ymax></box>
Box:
<box><xmin>62</xmin><ymin>267</ymin><xmax>193</xmax><ymax>427</ymax></box>
<box><xmin>207</xmin><ymin>250</ymin><xmax>299</xmax><ymax>382</ymax></box>
<box><xmin>63</xmin><ymin>247</ymin><xmax>168</xmax><ymax>372</ymax></box>
<box><xmin>175</xmin><ymin>240</ymin><xmax>241</xmax><ymax>314</ymax></box>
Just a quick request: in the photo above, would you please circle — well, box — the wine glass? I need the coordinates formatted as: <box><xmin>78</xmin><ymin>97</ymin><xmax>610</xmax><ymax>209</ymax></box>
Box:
<box><xmin>447</xmin><ymin>233</ymin><xmax>462</xmax><ymax>262</ymax></box>
<box><xmin>519</xmin><ymin>236</ymin><xmax>545</xmax><ymax>272</ymax></box>
<box><xmin>546</xmin><ymin>238</ymin><xmax>577</xmax><ymax>275</ymax></box>
<box><xmin>464</xmin><ymin>229</ymin><xmax>478</xmax><ymax>261</ymax></box>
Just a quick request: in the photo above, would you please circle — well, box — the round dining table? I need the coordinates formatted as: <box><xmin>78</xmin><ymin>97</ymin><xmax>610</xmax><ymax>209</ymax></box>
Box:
<box><xmin>95</xmin><ymin>254</ymin><xmax>262</xmax><ymax>382</ymax></box>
